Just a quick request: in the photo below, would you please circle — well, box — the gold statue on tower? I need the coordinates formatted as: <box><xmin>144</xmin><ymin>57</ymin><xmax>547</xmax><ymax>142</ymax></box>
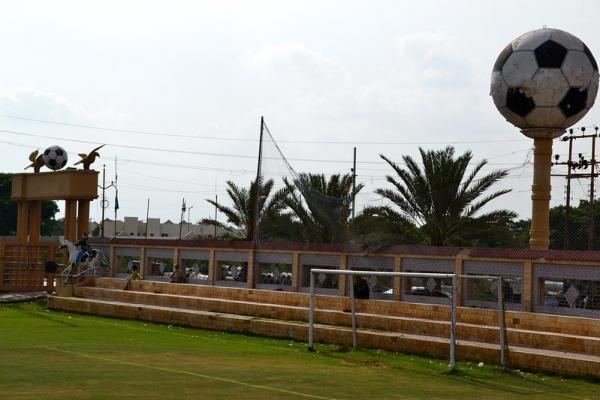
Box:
<box><xmin>24</xmin><ymin>149</ymin><xmax>45</xmax><ymax>173</ymax></box>
<box><xmin>74</xmin><ymin>144</ymin><xmax>105</xmax><ymax>170</ymax></box>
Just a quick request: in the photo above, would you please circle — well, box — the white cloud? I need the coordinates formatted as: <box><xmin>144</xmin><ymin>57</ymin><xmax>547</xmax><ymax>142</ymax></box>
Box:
<box><xmin>0</xmin><ymin>86</ymin><xmax>132</xmax><ymax>126</ymax></box>
<box><xmin>242</xmin><ymin>43</ymin><xmax>350</xmax><ymax>85</ymax></box>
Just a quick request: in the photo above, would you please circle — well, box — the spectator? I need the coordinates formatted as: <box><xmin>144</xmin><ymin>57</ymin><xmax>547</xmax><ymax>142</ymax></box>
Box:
<box><xmin>123</xmin><ymin>264</ymin><xmax>140</xmax><ymax>290</ymax></box>
<box><xmin>170</xmin><ymin>264</ymin><xmax>186</xmax><ymax>284</ymax></box>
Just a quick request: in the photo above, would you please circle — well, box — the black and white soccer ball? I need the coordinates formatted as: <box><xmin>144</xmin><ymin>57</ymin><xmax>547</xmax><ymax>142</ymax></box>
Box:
<box><xmin>491</xmin><ymin>28</ymin><xmax>598</xmax><ymax>133</ymax></box>
<box><xmin>42</xmin><ymin>145</ymin><xmax>68</xmax><ymax>171</ymax></box>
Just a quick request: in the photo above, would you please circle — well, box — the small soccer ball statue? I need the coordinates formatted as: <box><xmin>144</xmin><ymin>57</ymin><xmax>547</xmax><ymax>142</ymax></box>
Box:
<box><xmin>491</xmin><ymin>28</ymin><xmax>598</xmax><ymax>131</ymax></box>
<box><xmin>42</xmin><ymin>145</ymin><xmax>68</xmax><ymax>171</ymax></box>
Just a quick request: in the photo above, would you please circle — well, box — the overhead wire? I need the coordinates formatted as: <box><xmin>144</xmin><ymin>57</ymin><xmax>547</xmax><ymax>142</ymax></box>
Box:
<box><xmin>0</xmin><ymin>113</ymin><xmax>530</xmax><ymax>145</ymax></box>
<box><xmin>0</xmin><ymin>127</ymin><xmax>529</xmax><ymax>166</ymax></box>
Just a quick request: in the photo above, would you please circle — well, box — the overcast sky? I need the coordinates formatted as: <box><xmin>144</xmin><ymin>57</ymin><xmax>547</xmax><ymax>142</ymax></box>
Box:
<box><xmin>1</xmin><ymin>0</ymin><xmax>599</xmax><ymax>226</ymax></box>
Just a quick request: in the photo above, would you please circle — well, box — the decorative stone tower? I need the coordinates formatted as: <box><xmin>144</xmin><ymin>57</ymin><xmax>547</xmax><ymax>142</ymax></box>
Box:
<box><xmin>491</xmin><ymin>28</ymin><xmax>598</xmax><ymax>249</ymax></box>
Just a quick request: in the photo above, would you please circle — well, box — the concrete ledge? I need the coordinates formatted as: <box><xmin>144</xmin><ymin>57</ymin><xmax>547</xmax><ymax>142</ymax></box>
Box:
<box><xmin>92</xmin><ymin>278</ymin><xmax>600</xmax><ymax>336</ymax></box>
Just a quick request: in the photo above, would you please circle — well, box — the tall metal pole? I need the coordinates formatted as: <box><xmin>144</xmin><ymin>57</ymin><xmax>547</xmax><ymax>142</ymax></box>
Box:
<box><xmin>253</xmin><ymin>116</ymin><xmax>265</xmax><ymax>244</ymax></box>
<box><xmin>114</xmin><ymin>157</ymin><xmax>118</xmax><ymax>238</ymax></box>
<box><xmin>101</xmin><ymin>164</ymin><xmax>106</xmax><ymax>238</ymax></box>
<box><xmin>214</xmin><ymin>194</ymin><xmax>218</xmax><ymax>238</ymax></box>
<box><xmin>145</xmin><ymin>198</ymin><xmax>150</xmax><ymax>238</ymax></box>
<box><xmin>352</xmin><ymin>146</ymin><xmax>357</xmax><ymax>221</ymax></box>
<box><xmin>179</xmin><ymin>198</ymin><xmax>185</xmax><ymax>240</ymax></box>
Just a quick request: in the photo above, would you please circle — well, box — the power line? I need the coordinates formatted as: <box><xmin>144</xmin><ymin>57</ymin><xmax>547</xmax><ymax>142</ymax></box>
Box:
<box><xmin>0</xmin><ymin>113</ymin><xmax>529</xmax><ymax>145</ymax></box>
<box><xmin>0</xmin><ymin>127</ymin><xmax>530</xmax><ymax>166</ymax></box>
<box><xmin>0</xmin><ymin>138</ymin><xmax>534</xmax><ymax>181</ymax></box>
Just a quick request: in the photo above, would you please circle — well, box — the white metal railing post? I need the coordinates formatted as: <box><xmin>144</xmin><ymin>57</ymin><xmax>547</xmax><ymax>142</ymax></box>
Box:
<box><xmin>498</xmin><ymin>276</ymin><xmax>507</xmax><ymax>370</ymax></box>
<box><xmin>308</xmin><ymin>270</ymin><xmax>315</xmax><ymax>350</ymax></box>
<box><xmin>307</xmin><ymin>269</ymin><xmax>461</xmax><ymax>370</ymax></box>
<box><xmin>450</xmin><ymin>274</ymin><xmax>457</xmax><ymax>370</ymax></box>
<box><xmin>349</xmin><ymin>274</ymin><xmax>357</xmax><ymax>350</ymax></box>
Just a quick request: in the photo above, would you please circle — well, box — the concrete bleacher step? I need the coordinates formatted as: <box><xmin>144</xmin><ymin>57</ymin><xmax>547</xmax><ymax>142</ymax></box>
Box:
<box><xmin>76</xmin><ymin>285</ymin><xmax>600</xmax><ymax>357</ymax></box>
<box><xmin>47</xmin><ymin>295</ymin><xmax>600</xmax><ymax>378</ymax></box>
<box><xmin>91</xmin><ymin>278</ymin><xmax>600</xmax><ymax>339</ymax></box>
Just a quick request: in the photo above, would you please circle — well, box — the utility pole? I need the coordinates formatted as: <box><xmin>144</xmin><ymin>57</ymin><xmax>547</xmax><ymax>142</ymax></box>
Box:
<box><xmin>145</xmin><ymin>198</ymin><xmax>150</xmax><ymax>238</ymax></box>
<box><xmin>351</xmin><ymin>146</ymin><xmax>357</xmax><ymax>220</ymax></box>
<box><xmin>97</xmin><ymin>164</ymin><xmax>115</xmax><ymax>238</ymax></box>
<box><xmin>552</xmin><ymin>127</ymin><xmax>599</xmax><ymax>250</ymax></box>
<box><xmin>565</xmin><ymin>133</ymin><xmax>573</xmax><ymax>249</ymax></box>
<box><xmin>589</xmin><ymin>129</ymin><xmax>597</xmax><ymax>249</ymax></box>
<box><xmin>179</xmin><ymin>198</ymin><xmax>186</xmax><ymax>240</ymax></box>
<box><xmin>214</xmin><ymin>194</ymin><xmax>218</xmax><ymax>238</ymax></box>
<box><xmin>114</xmin><ymin>157</ymin><xmax>119</xmax><ymax>238</ymax></box>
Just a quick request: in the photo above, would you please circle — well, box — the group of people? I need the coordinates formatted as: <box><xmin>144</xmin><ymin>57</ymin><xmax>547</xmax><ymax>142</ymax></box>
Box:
<box><xmin>123</xmin><ymin>263</ymin><xmax>186</xmax><ymax>290</ymax></box>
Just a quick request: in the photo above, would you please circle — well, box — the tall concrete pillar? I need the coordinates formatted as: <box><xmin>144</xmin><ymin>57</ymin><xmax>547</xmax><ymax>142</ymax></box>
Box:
<box><xmin>64</xmin><ymin>200</ymin><xmax>77</xmax><ymax>242</ymax></box>
<box><xmin>16</xmin><ymin>201</ymin><xmax>29</xmax><ymax>242</ymax></box>
<box><xmin>529</xmin><ymin>138</ymin><xmax>553</xmax><ymax>250</ymax></box>
<box><xmin>77</xmin><ymin>200</ymin><xmax>90</xmax><ymax>239</ymax></box>
<box><xmin>28</xmin><ymin>201</ymin><xmax>42</xmax><ymax>243</ymax></box>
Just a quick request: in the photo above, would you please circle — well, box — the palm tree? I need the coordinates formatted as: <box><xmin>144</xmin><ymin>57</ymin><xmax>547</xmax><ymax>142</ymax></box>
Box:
<box><xmin>201</xmin><ymin>179</ymin><xmax>290</xmax><ymax>241</ymax></box>
<box><xmin>375</xmin><ymin>146</ymin><xmax>516</xmax><ymax>246</ymax></box>
<box><xmin>282</xmin><ymin>173</ymin><xmax>364</xmax><ymax>243</ymax></box>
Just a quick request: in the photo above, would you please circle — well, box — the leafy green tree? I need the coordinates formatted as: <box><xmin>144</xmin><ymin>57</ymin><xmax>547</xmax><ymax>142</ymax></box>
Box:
<box><xmin>376</xmin><ymin>147</ymin><xmax>516</xmax><ymax>246</ymax></box>
<box><xmin>201</xmin><ymin>179</ymin><xmax>291</xmax><ymax>241</ymax></box>
<box><xmin>549</xmin><ymin>200</ymin><xmax>600</xmax><ymax>250</ymax></box>
<box><xmin>0</xmin><ymin>173</ymin><xmax>62</xmax><ymax>236</ymax></box>
<box><xmin>282</xmin><ymin>173</ymin><xmax>363</xmax><ymax>243</ymax></box>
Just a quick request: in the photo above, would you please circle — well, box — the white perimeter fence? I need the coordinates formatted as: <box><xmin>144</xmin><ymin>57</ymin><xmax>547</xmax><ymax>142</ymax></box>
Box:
<box><xmin>307</xmin><ymin>269</ymin><xmax>507</xmax><ymax>371</ymax></box>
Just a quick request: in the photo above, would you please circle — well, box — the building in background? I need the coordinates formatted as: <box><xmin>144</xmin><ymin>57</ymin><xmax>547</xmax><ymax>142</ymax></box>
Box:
<box><xmin>93</xmin><ymin>217</ymin><xmax>225</xmax><ymax>239</ymax></box>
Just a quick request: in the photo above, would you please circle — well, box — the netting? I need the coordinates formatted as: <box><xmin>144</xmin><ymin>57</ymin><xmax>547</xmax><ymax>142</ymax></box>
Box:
<box><xmin>258</xmin><ymin>119</ymin><xmax>356</xmax><ymax>243</ymax></box>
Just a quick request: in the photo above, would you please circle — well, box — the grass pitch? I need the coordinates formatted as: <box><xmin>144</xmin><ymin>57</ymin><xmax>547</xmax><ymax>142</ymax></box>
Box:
<box><xmin>1</xmin><ymin>302</ymin><xmax>599</xmax><ymax>400</ymax></box>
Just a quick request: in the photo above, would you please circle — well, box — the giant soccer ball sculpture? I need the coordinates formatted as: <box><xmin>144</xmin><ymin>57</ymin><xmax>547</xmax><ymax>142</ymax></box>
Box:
<box><xmin>42</xmin><ymin>145</ymin><xmax>68</xmax><ymax>171</ymax></box>
<box><xmin>491</xmin><ymin>28</ymin><xmax>598</xmax><ymax>134</ymax></box>
<box><xmin>491</xmin><ymin>28</ymin><xmax>599</xmax><ymax>250</ymax></box>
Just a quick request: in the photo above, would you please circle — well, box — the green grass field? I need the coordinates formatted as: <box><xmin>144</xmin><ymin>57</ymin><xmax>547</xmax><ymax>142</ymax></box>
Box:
<box><xmin>1</xmin><ymin>302</ymin><xmax>599</xmax><ymax>400</ymax></box>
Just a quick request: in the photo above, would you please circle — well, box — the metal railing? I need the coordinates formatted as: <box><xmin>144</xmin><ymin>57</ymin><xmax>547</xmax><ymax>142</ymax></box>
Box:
<box><xmin>308</xmin><ymin>269</ymin><xmax>507</xmax><ymax>371</ymax></box>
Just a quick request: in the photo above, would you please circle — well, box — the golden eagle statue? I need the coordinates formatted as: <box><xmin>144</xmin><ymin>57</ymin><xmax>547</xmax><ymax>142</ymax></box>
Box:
<box><xmin>25</xmin><ymin>149</ymin><xmax>44</xmax><ymax>173</ymax></box>
<box><xmin>74</xmin><ymin>144</ymin><xmax>105</xmax><ymax>170</ymax></box>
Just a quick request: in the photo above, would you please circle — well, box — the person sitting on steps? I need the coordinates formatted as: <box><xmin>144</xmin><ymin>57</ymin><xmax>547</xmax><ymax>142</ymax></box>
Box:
<box><xmin>170</xmin><ymin>264</ymin><xmax>186</xmax><ymax>284</ymax></box>
<box><xmin>123</xmin><ymin>264</ymin><xmax>140</xmax><ymax>290</ymax></box>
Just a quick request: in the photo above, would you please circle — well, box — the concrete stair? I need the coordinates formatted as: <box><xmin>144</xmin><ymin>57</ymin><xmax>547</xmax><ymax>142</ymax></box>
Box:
<box><xmin>47</xmin><ymin>278</ymin><xmax>600</xmax><ymax>377</ymax></box>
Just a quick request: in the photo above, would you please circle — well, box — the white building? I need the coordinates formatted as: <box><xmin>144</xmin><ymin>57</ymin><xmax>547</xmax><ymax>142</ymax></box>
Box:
<box><xmin>94</xmin><ymin>217</ymin><xmax>225</xmax><ymax>239</ymax></box>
